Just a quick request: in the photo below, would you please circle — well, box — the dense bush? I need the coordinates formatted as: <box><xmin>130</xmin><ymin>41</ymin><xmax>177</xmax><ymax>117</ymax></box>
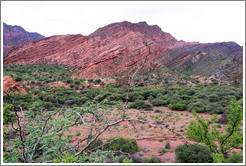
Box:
<box><xmin>103</xmin><ymin>137</ymin><xmax>139</xmax><ymax>154</ymax></box>
<box><xmin>66</xmin><ymin>79</ymin><xmax>73</xmax><ymax>84</ymax></box>
<box><xmin>128</xmin><ymin>92</ymin><xmax>144</xmax><ymax>102</ymax></box>
<box><xmin>143</xmin><ymin>156</ymin><xmax>161</xmax><ymax>163</ymax></box>
<box><xmin>224</xmin><ymin>151</ymin><xmax>243</xmax><ymax>163</ymax></box>
<box><xmin>94</xmin><ymin>92</ymin><xmax>111</xmax><ymax>102</ymax></box>
<box><xmin>209</xmin><ymin>94</ymin><xmax>220</xmax><ymax>102</ymax></box>
<box><xmin>74</xmin><ymin>80</ymin><xmax>80</xmax><ymax>85</ymax></box>
<box><xmin>187</xmin><ymin>99</ymin><xmax>209</xmax><ymax>113</ymax></box>
<box><xmin>87</xmin><ymin>139</ymin><xmax>103</xmax><ymax>151</ymax></box>
<box><xmin>130</xmin><ymin>100</ymin><xmax>150</xmax><ymax>110</ymax></box>
<box><xmin>43</xmin><ymin>102</ymin><xmax>55</xmax><ymax>110</ymax></box>
<box><xmin>107</xmin><ymin>93</ymin><xmax>125</xmax><ymax>102</ymax></box>
<box><xmin>150</xmin><ymin>98</ymin><xmax>166</xmax><ymax>106</ymax></box>
<box><xmin>206</xmin><ymin>103</ymin><xmax>224</xmax><ymax>114</ymax></box>
<box><xmin>88</xmin><ymin>79</ymin><xmax>94</xmax><ymax>83</ymax></box>
<box><xmin>3</xmin><ymin>104</ymin><xmax>14</xmax><ymax>125</ymax></box>
<box><xmin>168</xmin><ymin>102</ymin><xmax>186</xmax><ymax>111</ymax></box>
<box><xmin>142</xmin><ymin>89</ymin><xmax>159</xmax><ymax>99</ymax></box>
<box><xmin>175</xmin><ymin>143</ymin><xmax>213</xmax><ymax>163</ymax></box>
<box><xmin>94</xmin><ymin>79</ymin><xmax>102</xmax><ymax>84</ymax></box>
<box><xmin>178</xmin><ymin>88</ymin><xmax>195</xmax><ymax>96</ymax></box>
<box><xmin>165</xmin><ymin>142</ymin><xmax>171</xmax><ymax>149</ymax></box>
<box><xmin>167</xmin><ymin>96</ymin><xmax>182</xmax><ymax>105</ymax></box>
<box><xmin>85</xmin><ymin>89</ymin><xmax>100</xmax><ymax>99</ymax></box>
<box><xmin>2</xmin><ymin>75</ymin><xmax>243</xmax><ymax>115</ymax></box>
<box><xmin>15</xmin><ymin>77</ymin><xmax>22</xmax><ymax>82</ymax></box>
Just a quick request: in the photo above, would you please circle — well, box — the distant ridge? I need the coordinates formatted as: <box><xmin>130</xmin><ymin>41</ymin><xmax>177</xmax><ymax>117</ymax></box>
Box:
<box><xmin>3</xmin><ymin>21</ymin><xmax>243</xmax><ymax>81</ymax></box>
<box><xmin>3</xmin><ymin>22</ymin><xmax>45</xmax><ymax>54</ymax></box>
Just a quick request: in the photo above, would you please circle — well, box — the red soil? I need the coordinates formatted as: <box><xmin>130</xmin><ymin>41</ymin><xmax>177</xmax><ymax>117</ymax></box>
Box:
<box><xmin>3</xmin><ymin>76</ymin><xmax>27</xmax><ymax>95</ymax></box>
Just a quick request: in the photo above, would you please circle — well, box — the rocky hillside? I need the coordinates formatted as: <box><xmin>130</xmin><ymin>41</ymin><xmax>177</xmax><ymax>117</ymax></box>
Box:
<box><xmin>3</xmin><ymin>76</ymin><xmax>27</xmax><ymax>95</ymax></box>
<box><xmin>3</xmin><ymin>21</ymin><xmax>243</xmax><ymax>81</ymax></box>
<box><xmin>166</xmin><ymin>41</ymin><xmax>243</xmax><ymax>81</ymax></box>
<box><xmin>3</xmin><ymin>22</ymin><xmax>45</xmax><ymax>54</ymax></box>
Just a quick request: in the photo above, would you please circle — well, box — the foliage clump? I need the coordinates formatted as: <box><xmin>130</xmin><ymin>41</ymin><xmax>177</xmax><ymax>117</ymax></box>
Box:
<box><xmin>224</xmin><ymin>151</ymin><xmax>243</xmax><ymax>163</ymax></box>
<box><xmin>130</xmin><ymin>100</ymin><xmax>150</xmax><ymax>110</ymax></box>
<box><xmin>103</xmin><ymin>137</ymin><xmax>139</xmax><ymax>154</ymax></box>
<box><xmin>87</xmin><ymin>139</ymin><xmax>103</xmax><ymax>151</ymax></box>
<box><xmin>175</xmin><ymin>143</ymin><xmax>213</xmax><ymax>163</ymax></box>
<box><xmin>143</xmin><ymin>156</ymin><xmax>161</xmax><ymax>163</ymax></box>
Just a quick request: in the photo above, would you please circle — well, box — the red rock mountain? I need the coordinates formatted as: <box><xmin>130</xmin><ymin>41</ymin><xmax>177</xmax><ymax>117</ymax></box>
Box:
<box><xmin>3</xmin><ymin>22</ymin><xmax>45</xmax><ymax>54</ymax></box>
<box><xmin>3</xmin><ymin>21</ymin><xmax>243</xmax><ymax>80</ymax></box>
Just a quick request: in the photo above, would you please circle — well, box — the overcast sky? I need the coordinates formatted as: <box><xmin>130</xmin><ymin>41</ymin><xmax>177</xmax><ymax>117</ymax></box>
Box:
<box><xmin>1</xmin><ymin>1</ymin><xmax>245</xmax><ymax>46</ymax></box>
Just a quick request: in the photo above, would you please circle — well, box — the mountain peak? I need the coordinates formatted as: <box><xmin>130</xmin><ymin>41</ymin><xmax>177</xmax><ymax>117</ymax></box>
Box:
<box><xmin>3</xmin><ymin>23</ymin><xmax>45</xmax><ymax>54</ymax></box>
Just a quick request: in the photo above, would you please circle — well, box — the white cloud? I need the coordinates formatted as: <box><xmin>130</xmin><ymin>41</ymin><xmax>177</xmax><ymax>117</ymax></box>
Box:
<box><xmin>1</xmin><ymin>1</ymin><xmax>245</xmax><ymax>45</ymax></box>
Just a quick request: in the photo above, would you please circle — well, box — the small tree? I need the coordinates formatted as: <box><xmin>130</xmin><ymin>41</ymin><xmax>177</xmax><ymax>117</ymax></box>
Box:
<box><xmin>187</xmin><ymin>100</ymin><xmax>243</xmax><ymax>162</ymax></box>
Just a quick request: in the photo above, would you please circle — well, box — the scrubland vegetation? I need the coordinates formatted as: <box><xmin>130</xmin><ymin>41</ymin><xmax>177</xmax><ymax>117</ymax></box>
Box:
<box><xmin>3</xmin><ymin>64</ymin><xmax>243</xmax><ymax>163</ymax></box>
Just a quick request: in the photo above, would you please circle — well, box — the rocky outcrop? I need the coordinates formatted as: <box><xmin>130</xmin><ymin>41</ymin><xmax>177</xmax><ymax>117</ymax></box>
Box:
<box><xmin>3</xmin><ymin>22</ymin><xmax>45</xmax><ymax>54</ymax></box>
<box><xmin>3</xmin><ymin>76</ymin><xmax>27</xmax><ymax>95</ymax></box>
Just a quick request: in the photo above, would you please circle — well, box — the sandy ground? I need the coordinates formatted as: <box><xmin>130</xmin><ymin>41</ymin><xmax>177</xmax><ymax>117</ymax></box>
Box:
<box><xmin>65</xmin><ymin>106</ymin><xmax>225</xmax><ymax>163</ymax></box>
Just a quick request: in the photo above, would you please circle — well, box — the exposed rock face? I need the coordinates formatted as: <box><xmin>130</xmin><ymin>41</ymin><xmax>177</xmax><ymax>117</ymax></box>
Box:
<box><xmin>3</xmin><ymin>22</ymin><xmax>45</xmax><ymax>54</ymax></box>
<box><xmin>166</xmin><ymin>41</ymin><xmax>243</xmax><ymax>80</ymax></box>
<box><xmin>3</xmin><ymin>21</ymin><xmax>243</xmax><ymax>80</ymax></box>
<box><xmin>3</xmin><ymin>76</ymin><xmax>27</xmax><ymax>95</ymax></box>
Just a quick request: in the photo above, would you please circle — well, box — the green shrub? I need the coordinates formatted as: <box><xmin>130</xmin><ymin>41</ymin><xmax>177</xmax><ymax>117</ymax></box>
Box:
<box><xmin>130</xmin><ymin>100</ymin><xmax>150</xmax><ymax>110</ymax></box>
<box><xmin>87</xmin><ymin>138</ymin><xmax>103</xmax><ymax>151</ymax></box>
<box><xmin>66</xmin><ymin>79</ymin><xmax>73</xmax><ymax>84</ymax></box>
<box><xmin>3</xmin><ymin>129</ymin><xmax>9</xmax><ymax>137</ymax></box>
<box><xmin>129</xmin><ymin>92</ymin><xmax>144</xmax><ymax>102</ymax></box>
<box><xmin>158</xmin><ymin>148</ymin><xmax>167</xmax><ymax>154</ymax></box>
<box><xmin>175</xmin><ymin>143</ymin><xmax>213</xmax><ymax>163</ymax></box>
<box><xmin>158</xmin><ymin>138</ymin><xmax>163</xmax><ymax>142</ymax></box>
<box><xmin>168</xmin><ymin>102</ymin><xmax>186</xmax><ymax>111</ymax></box>
<box><xmin>103</xmin><ymin>137</ymin><xmax>139</xmax><ymax>155</ymax></box>
<box><xmin>77</xmin><ymin>96</ymin><xmax>89</xmax><ymax>105</ymax></box>
<box><xmin>94</xmin><ymin>79</ymin><xmax>102</xmax><ymax>84</ymax></box>
<box><xmin>79</xmin><ymin>78</ymin><xmax>86</xmax><ymax>82</ymax></box>
<box><xmin>3</xmin><ymin>104</ymin><xmax>14</xmax><ymax>125</ymax></box>
<box><xmin>224</xmin><ymin>151</ymin><xmax>243</xmax><ymax>163</ymax></box>
<box><xmin>181</xmin><ymin>94</ymin><xmax>193</xmax><ymax>100</ymax></box>
<box><xmin>150</xmin><ymin>98</ymin><xmax>166</xmax><ymax>106</ymax></box>
<box><xmin>167</xmin><ymin>96</ymin><xmax>182</xmax><ymax>105</ymax></box>
<box><xmin>209</xmin><ymin>94</ymin><xmax>220</xmax><ymax>102</ymax></box>
<box><xmin>65</xmin><ymin>100</ymin><xmax>76</xmax><ymax>106</ymax></box>
<box><xmin>85</xmin><ymin>89</ymin><xmax>100</xmax><ymax>99</ymax></box>
<box><xmin>15</xmin><ymin>77</ymin><xmax>22</xmax><ymax>82</ymax></box>
<box><xmin>43</xmin><ymin>102</ymin><xmax>54</xmax><ymax>110</ymax></box>
<box><xmin>142</xmin><ymin>90</ymin><xmax>159</xmax><ymax>99</ymax></box>
<box><xmin>165</xmin><ymin>142</ymin><xmax>171</xmax><ymax>149</ymax></box>
<box><xmin>196</xmin><ymin>93</ymin><xmax>209</xmax><ymax>100</ymax></box>
<box><xmin>143</xmin><ymin>156</ymin><xmax>161</xmax><ymax>163</ymax></box>
<box><xmin>206</xmin><ymin>103</ymin><xmax>224</xmax><ymax>114</ymax></box>
<box><xmin>88</xmin><ymin>79</ymin><xmax>94</xmax><ymax>83</ymax></box>
<box><xmin>74</xmin><ymin>80</ymin><xmax>80</xmax><ymax>85</ymax></box>
<box><xmin>107</xmin><ymin>93</ymin><xmax>125</xmax><ymax>102</ymax></box>
<box><xmin>94</xmin><ymin>92</ymin><xmax>111</xmax><ymax>102</ymax></box>
<box><xmin>179</xmin><ymin>89</ymin><xmax>195</xmax><ymax>96</ymax></box>
<box><xmin>187</xmin><ymin>99</ymin><xmax>209</xmax><ymax>113</ymax></box>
